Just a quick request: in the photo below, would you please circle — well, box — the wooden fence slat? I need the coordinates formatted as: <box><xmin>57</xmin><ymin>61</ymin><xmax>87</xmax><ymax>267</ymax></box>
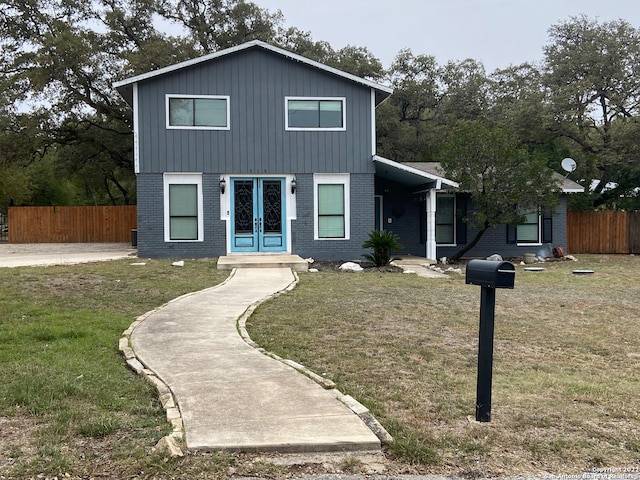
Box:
<box><xmin>7</xmin><ymin>206</ymin><xmax>137</xmax><ymax>243</ymax></box>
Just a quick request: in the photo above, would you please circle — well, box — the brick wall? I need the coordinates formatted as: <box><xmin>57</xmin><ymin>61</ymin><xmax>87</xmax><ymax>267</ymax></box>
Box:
<box><xmin>292</xmin><ymin>173</ymin><xmax>374</xmax><ymax>261</ymax></box>
<box><xmin>137</xmin><ymin>173</ymin><xmax>226</xmax><ymax>258</ymax></box>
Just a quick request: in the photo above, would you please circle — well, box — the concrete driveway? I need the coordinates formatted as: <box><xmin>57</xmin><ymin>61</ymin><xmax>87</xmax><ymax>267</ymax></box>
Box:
<box><xmin>0</xmin><ymin>243</ymin><xmax>137</xmax><ymax>267</ymax></box>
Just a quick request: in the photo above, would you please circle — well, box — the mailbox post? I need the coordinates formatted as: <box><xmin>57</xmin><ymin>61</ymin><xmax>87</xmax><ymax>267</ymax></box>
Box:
<box><xmin>465</xmin><ymin>259</ymin><xmax>515</xmax><ymax>422</ymax></box>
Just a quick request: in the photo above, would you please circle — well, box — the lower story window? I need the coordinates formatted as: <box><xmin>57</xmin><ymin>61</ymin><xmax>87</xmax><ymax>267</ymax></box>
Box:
<box><xmin>508</xmin><ymin>208</ymin><xmax>553</xmax><ymax>245</ymax></box>
<box><xmin>436</xmin><ymin>195</ymin><xmax>455</xmax><ymax>244</ymax></box>
<box><xmin>517</xmin><ymin>210</ymin><xmax>541</xmax><ymax>244</ymax></box>
<box><xmin>164</xmin><ymin>173</ymin><xmax>204</xmax><ymax>242</ymax></box>
<box><xmin>314</xmin><ymin>174</ymin><xmax>350</xmax><ymax>239</ymax></box>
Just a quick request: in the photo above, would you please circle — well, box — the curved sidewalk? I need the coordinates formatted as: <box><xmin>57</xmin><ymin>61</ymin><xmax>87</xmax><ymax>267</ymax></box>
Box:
<box><xmin>129</xmin><ymin>267</ymin><xmax>382</xmax><ymax>453</ymax></box>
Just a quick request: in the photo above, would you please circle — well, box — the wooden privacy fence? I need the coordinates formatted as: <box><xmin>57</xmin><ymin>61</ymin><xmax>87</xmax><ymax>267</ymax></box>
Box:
<box><xmin>567</xmin><ymin>210</ymin><xmax>640</xmax><ymax>254</ymax></box>
<box><xmin>8</xmin><ymin>206</ymin><xmax>137</xmax><ymax>243</ymax></box>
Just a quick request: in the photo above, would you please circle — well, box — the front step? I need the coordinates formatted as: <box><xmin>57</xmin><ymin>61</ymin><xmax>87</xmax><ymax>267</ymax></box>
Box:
<box><xmin>217</xmin><ymin>254</ymin><xmax>309</xmax><ymax>272</ymax></box>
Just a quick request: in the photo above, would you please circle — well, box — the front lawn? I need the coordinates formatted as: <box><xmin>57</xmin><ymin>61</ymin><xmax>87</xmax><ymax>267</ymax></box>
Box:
<box><xmin>2</xmin><ymin>255</ymin><xmax>639</xmax><ymax>478</ymax></box>
<box><xmin>0</xmin><ymin>259</ymin><xmax>233</xmax><ymax>479</ymax></box>
<box><xmin>248</xmin><ymin>255</ymin><xmax>640</xmax><ymax>476</ymax></box>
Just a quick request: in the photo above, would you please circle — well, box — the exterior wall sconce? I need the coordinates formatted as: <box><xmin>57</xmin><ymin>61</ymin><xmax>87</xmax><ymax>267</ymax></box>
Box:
<box><xmin>220</xmin><ymin>177</ymin><xmax>226</xmax><ymax>194</ymax></box>
<box><xmin>291</xmin><ymin>178</ymin><xmax>297</xmax><ymax>194</ymax></box>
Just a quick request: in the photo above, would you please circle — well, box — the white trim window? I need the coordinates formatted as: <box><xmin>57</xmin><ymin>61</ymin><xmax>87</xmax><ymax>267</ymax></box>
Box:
<box><xmin>314</xmin><ymin>174</ymin><xmax>350</xmax><ymax>240</ymax></box>
<box><xmin>285</xmin><ymin>97</ymin><xmax>346</xmax><ymax>131</ymax></box>
<box><xmin>164</xmin><ymin>173</ymin><xmax>204</xmax><ymax>242</ymax></box>
<box><xmin>166</xmin><ymin>94</ymin><xmax>230</xmax><ymax>130</ymax></box>
<box><xmin>516</xmin><ymin>210</ymin><xmax>542</xmax><ymax>245</ymax></box>
<box><xmin>436</xmin><ymin>194</ymin><xmax>456</xmax><ymax>245</ymax></box>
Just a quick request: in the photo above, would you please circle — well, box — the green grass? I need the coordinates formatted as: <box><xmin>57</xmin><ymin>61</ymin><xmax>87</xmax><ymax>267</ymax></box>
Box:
<box><xmin>4</xmin><ymin>254</ymin><xmax>640</xmax><ymax>478</ymax></box>
<box><xmin>247</xmin><ymin>255</ymin><xmax>640</xmax><ymax>476</ymax></box>
<box><xmin>0</xmin><ymin>258</ymin><xmax>233</xmax><ymax>479</ymax></box>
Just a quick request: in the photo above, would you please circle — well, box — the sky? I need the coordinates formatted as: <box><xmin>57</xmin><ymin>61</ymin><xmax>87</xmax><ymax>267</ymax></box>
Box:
<box><xmin>252</xmin><ymin>0</ymin><xmax>640</xmax><ymax>73</ymax></box>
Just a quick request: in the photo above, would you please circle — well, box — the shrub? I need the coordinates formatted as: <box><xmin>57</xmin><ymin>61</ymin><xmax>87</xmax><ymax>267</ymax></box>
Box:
<box><xmin>362</xmin><ymin>230</ymin><xmax>402</xmax><ymax>266</ymax></box>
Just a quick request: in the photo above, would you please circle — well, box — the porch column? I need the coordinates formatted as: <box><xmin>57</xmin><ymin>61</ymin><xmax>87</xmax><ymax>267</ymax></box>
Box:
<box><xmin>426</xmin><ymin>189</ymin><xmax>437</xmax><ymax>260</ymax></box>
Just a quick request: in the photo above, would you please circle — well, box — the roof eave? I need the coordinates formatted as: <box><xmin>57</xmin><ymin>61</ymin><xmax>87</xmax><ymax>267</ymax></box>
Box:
<box><xmin>373</xmin><ymin>155</ymin><xmax>459</xmax><ymax>188</ymax></box>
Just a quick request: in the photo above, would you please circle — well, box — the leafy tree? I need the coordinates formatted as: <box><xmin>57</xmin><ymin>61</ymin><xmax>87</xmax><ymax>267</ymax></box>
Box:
<box><xmin>438</xmin><ymin>58</ymin><xmax>490</xmax><ymax>124</ymax></box>
<box><xmin>438</xmin><ymin>121</ymin><xmax>560</xmax><ymax>261</ymax></box>
<box><xmin>543</xmin><ymin>15</ymin><xmax>640</xmax><ymax>209</ymax></box>
<box><xmin>376</xmin><ymin>49</ymin><xmax>443</xmax><ymax>161</ymax></box>
<box><xmin>157</xmin><ymin>0</ymin><xmax>281</xmax><ymax>53</ymax></box>
<box><xmin>276</xmin><ymin>27</ymin><xmax>384</xmax><ymax>80</ymax></box>
<box><xmin>376</xmin><ymin>49</ymin><xmax>492</xmax><ymax>162</ymax></box>
<box><xmin>489</xmin><ymin>63</ymin><xmax>549</xmax><ymax>146</ymax></box>
<box><xmin>0</xmin><ymin>0</ymin><xmax>383</xmax><ymax>207</ymax></box>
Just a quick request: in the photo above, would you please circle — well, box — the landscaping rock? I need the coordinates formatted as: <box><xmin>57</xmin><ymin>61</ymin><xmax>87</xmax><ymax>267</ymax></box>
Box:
<box><xmin>154</xmin><ymin>435</ymin><xmax>183</xmax><ymax>457</ymax></box>
<box><xmin>339</xmin><ymin>262</ymin><xmax>364</xmax><ymax>272</ymax></box>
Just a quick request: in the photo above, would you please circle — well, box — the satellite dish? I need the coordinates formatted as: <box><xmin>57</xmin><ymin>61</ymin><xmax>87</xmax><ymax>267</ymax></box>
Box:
<box><xmin>561</xmin><ymin>157</ymin><xmax>577</xmax><ymax>173</ymax></box>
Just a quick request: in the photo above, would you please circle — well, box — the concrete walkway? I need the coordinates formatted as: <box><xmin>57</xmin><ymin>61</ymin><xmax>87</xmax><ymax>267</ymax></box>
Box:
<box><xmin>129</xmin><ymin>267</ymin><xmax>382</xmax><ymax>453</ymax></box>
<box><xmin>391</xmin><ymin>257</ymin><xmax>448</xmax><ymax>278</ymax></box>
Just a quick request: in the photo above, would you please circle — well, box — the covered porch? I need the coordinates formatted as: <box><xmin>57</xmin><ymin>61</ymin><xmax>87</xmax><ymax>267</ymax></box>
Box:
<box><xmin>373</xmin><ymin>156</ymin><xmax>458</xmax><ymax>261</ymax></box>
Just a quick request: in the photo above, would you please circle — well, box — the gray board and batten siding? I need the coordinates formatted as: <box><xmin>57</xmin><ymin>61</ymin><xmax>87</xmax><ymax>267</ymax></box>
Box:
<box><xmin>136</xmin><ymin>47</ymin><xmax>377</xmax><ymax>175</ymax></box>
<box><xmin>115</xmin><ymin>41</ymin><xmax>394</xmax><ymax>260</ymax></box>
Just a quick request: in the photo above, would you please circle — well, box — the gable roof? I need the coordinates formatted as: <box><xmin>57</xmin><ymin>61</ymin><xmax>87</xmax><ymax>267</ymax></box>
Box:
<box><xmin>113</xmin><ymin>40</ymin><xmax>393</xmax><ymax>106</ymax></box>
<box><xmin>403</xmin><ymin>162</ymin><xmax>584</xmax><ymax>193</ymax></box>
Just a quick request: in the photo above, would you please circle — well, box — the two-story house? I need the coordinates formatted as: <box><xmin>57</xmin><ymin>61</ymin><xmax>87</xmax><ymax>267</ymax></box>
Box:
<box><xmin>114</xmin><ymin>40</ymin><xmax>458</xmax><ymax>261</ymax></box>
<box><xmin>114</xmin><ymin>40</ymin><xmax>580</xmax><ymax>262</ymax></box>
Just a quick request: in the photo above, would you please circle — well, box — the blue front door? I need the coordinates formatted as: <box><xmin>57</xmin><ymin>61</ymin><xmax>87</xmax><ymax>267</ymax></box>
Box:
<box><xmin>230</xmin><ymin>178</ymin><xmax>286</xmax><ymax>252</ymax></box>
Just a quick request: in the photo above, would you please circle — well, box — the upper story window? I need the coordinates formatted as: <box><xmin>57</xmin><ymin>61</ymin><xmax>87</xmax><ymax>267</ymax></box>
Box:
<box><xmin>285</xmin><ymin>97</ymin><xmax>346</xmax><ymax>131</ymax></box>
<box><xmin>166</xmin><ymin>95</ymin><xmax>230</xmax><ymax>130</ymax></box>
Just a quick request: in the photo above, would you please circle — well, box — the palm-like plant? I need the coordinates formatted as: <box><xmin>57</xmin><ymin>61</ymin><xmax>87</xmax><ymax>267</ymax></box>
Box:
<box><xmin>362</xmin><ymin>230</ymin><xmax>403</xmax><ymax>266</ymax></box>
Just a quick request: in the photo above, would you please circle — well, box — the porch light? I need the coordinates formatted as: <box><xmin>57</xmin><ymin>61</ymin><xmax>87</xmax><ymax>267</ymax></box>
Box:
<box><xmin>291</xmin><ymin>178</ymin><xmax>297</xmax><ymax>194</ymax></box>
<box><xmin>220</xmin><ymin>177</ymin><xmax>226</xmax><ymax>194</ymax></box>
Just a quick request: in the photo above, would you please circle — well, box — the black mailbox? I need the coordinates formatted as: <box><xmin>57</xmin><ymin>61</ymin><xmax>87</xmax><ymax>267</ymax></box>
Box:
<box><xmin>465</xmin><ymin>259</ymin><xmax>515</xmax><ymax>289</ymax></box>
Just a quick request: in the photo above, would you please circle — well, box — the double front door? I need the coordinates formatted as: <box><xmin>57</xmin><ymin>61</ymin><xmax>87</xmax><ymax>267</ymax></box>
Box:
<box><xmin>230</xmin><ymin>178</ymin><xmax>286</xmax><ymax>252</ymax></box>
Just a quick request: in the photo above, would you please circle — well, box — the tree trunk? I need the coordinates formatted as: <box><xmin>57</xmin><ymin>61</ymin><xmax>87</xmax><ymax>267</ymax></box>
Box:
<box><xmin>449</xmin><ymin>222</ymin><xmax>490</xmax><ymax>262</ymax></box>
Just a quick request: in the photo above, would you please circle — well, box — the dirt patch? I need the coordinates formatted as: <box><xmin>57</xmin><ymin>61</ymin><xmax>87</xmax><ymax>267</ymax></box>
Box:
<box><xmin>0</xmin><ymin>412</ymin><xmax>41</xmax><ymax>474</ymax></box>
<box><xmin>309</xmin><ymin>260</ymin><xmax>403</xmax><ymax>273</ymax></box>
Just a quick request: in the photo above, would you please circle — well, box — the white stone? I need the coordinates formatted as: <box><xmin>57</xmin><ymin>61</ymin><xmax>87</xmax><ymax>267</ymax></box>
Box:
<box><xmin>308</xmin><ymin>268</ymin><xmax>319</xmax><ymax>273</ymax></box>
<box><xmin>154</xmin><ymin>436</ymin><xmax>184</xmax><ymax>457</ymax></box>
<box><xmin>339</xmin><ymin>261</ymin><xmax>364</xmax><ymax>272</ymax></box>
<box><xmin>172</xmin><ymin>260</ymin><xmax>185</xmax><ymax>267</ymax></box>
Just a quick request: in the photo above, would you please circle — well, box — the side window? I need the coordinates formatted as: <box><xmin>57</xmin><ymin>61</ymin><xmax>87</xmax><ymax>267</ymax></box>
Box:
<box><xmin>286</xmin><ymin>97</ymin><xmax>346</xmax><ymax>131</ymax></box>
<box><xmin>507</xmin><ymin>208</ymin><xmax>550</xmax><ymax>245</ymax></box>
<box><xmin>164</xmin><ymin>174</ymin><xmax>204</xmax><ymax>242</ymax></box>
<box><xmin>436</xmin><ymin>195</ymin><xmax>455</xmax><ymax>244</ymax></box>
<box><xmin>516</xmin><ymin>210</ymin><xmax>541</xmax><ymax>244</ymax></box>
<box><xmin>314</xmin><ymin>174</ymin><xmax>350</xmax><ymax>240</ymax></box>
<box><xmin>166</xmin><ymin>95</ymin><xmax>230</xmax><ymax>130</ymax></box>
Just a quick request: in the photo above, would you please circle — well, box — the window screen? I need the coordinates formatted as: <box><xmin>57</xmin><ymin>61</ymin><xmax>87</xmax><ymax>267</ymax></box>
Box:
<box><xmin>169</xmin><ymin>184</ymin><xmax>198</xmax><ymax>240</ymax></box>
<box><xmin>436</xmin><ymin>196</ymin><xmax>455</xmax><ymax>244</ymax></box>
<box><xmin>317</xmin><ymin>184</ymin><xmax>345</xmax><ymax>238</ymax></box>
<box><xmin>517</xmin><ymin>211</ymin><xmax>540</xmax><ymax>243</ymax></box>
<box><xmin>169</xmin><ymin>97</ymin><xmax>228</xmax><ymax>128</ymax></box>
<box><xmin>288</xmin><ymin>99</ymin><xmax>344</xmax><ymax>129</ymax></box>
